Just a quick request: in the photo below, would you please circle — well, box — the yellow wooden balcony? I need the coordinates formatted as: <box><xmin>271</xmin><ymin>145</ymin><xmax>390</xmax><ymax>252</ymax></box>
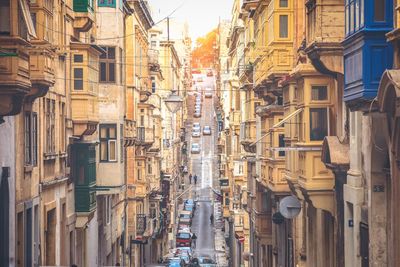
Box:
<box><xmin>137</xmin><ymin>126</ymin><xmax>155</xmax><ymax>147</ymax></box>
<box><xmin>70</xmin><ymin>42</ymin><xmax>102</xmax><ymax>136</ymax></box>
<box><xmin>0</xmin><ymin>38</ymin><xmax>31</xmax><ymax>116</ymax></box>
<box><xmin>240</xmin><ymin>120</ymin><xmax>256</xmax><ymax>153</ymax></box>
<box><xmin>28</xmin><ymin>48</ymin><xmax>55</xmax><ymax>98</ymax></box>
<box><xmin>252</xmin><ymin>209</ymin><xmax>272</xmax><ymax>239</ymax></box>
<box><xmin>297</xmin><ymin>148</ymin><xmax>334</xmax><ymax>191</ymax></box>
<box><xmin>229</xmin><ymin>110</ymin><xmax>241</xmax><ymax>127</ymax></box>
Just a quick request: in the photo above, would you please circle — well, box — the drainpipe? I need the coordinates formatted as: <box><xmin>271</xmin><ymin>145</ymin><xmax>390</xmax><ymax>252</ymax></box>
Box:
<box><xmin>308</xmin><ymin>50</ymin><xmax>348</xmax><ymax>142</ymax></box>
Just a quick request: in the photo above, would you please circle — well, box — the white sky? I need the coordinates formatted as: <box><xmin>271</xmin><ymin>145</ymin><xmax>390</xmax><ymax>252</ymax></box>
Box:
<box><xmin>149</xmin><ymin>0</ymin><xmax>233</xmax><ymax>41</ymax></box>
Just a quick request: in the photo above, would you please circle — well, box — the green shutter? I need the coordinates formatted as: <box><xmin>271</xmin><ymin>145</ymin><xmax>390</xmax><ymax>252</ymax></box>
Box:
<box><xmin>73</xmin><ymin>0</ymin><xmax>89</xmax><ymax>12</ymax></box>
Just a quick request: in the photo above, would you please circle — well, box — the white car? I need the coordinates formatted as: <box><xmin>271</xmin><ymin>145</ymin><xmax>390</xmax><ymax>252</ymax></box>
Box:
<box><xmin>191</xmin><ymin>143</ymin><xmax>200</xmax><ymax>153</ymax></box>
<box><xmin>192</xmin><ymin>128</ymin><xmax>201</xmax><ymax>137</ymax></box>
<box><xmin>203</xmin><ymin>125</ymin><xmax>211</xmax><ymax>135</ymax></box>
<box><xmin>205</xmin><ymin>88</ymin><xmax>213</xmax><ymax>98</ymax></box>
<box><xmin>193</xmin><ymin>122</ymin><xmax>201</xmax><ymax>131</ymax></box>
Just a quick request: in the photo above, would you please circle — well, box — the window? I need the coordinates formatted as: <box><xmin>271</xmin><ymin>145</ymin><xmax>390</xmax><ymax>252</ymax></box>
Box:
<box><xmin>59</xmin><ymin>102</ymin><xmax>66</xmax><ymax>152</ymax></box>
<box><xmin>311</xmin><ymin>86</ymin><xmax>328</xmax><ymax>101</ymax></box>
<box><xmin>137</xmin><ymin>162</ymin><xmax>142</xmax><ymax>180</ymax></box>
<box><xmin>43</xmin><ymin>0</ymin><xmax>53</xmax><ymax>42</ymax></box>
<box><xmin>25</xmin><ymin>112</ymin><xmax>38</xmax><ymax>166</ymax></box>
<box><xmin>120</xmin><ymin>124</ymin><xmax>124</xmax><ymax>163</ymax></box>
<box><xmin>309</xmin><ymin>108</ymin><xmax>328</xmax><ymax>141</ymax></box>
<box><xmin>306</xmin><ymin>0</ymin><xmax>316</xmax><ymax>41</ymax></box>
<box><xmin>0</xmin><ymin>0</ymin><xmax>10</xmax><ymax>34</ymax></box>
<box><xmin>279</xmin><ymin>15</ymin><xmax>288</xmax><ymax>38</ymax></box>
<box><xmin>279</xmin><ymin>0</ymin><xmax>288</xmax><ymax>7</ymax></box>
<box><xmin>45</xmin><ymin>99</ymin><xmax>55</xmax><ymax>153</ymax></box>
<box><xmin>278</xmin><ymin>134</ymin><xmax>285</xmax><ymax>157</ymax></box>
<box><xmin>119</xmin><ymin>47</ymin><xmax>123</xmax><ymax>85</ymax></box>
<box><xmin>104</xmin><ymin>196</ymin><xmax>111</xmax><ymax>225</ymax></box>
<box><xmin>151</xmin><ymin>77</ymin><xmax>156</xmax><ymax>93</ymax></box>
<box><xmin>99</xmin><ymin>47</ymin><xmax>116</xmax><ymax>83</ymax></box>
<box><xmin>74</xmin><ymin>68</ymin><xmax>83</xmax><ymax>90</ymax></box>
<box><xmin>151</xmin><ymin>41</ymin><xmax>157</xmax><ymax>48</ymax></box>
<box><xmin>74</xmin><ymin>54</ymin><xmax>83</xmax><ymax>63</ymax></box>
<box><xmin>345</xmin><ymin>0</ymin><xmax>364</xmax><ymax>35</ymax></box>
<box><xmin>98</xmin><ymin>0</ymin><xmax>115</xmax><ymax>7</ymax></box>
<box><xmin>374</xmin><ymin>0</ymin><xmax>385</xmax><ymax>22</ymax></box>
<box><xmin>100</xmin><ymin>124</ymin><xmax>117</xmax><ymax>162</ymax></box>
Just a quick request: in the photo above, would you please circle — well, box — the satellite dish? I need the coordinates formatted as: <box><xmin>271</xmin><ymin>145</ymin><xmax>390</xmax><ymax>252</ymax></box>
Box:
<box><xmin>279</xmin><ymin>196</ymin><xmax>301</xmax><ymax>219</ymax></box>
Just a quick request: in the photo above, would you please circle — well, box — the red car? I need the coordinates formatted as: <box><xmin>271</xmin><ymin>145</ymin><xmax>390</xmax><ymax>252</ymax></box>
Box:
<box><xmin>176</xmin><ymin>232</ymin><xmax>192</xmax><ymax>247</ymax></box>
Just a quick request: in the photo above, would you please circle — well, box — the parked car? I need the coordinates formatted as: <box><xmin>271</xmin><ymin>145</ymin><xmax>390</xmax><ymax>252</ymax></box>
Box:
<box><xmin>194</xmin><ymin>111</ymin><xmax>202</xmax><ymax>118</ymax></box>
<box><xmin>175</xmin><ymin>247</ymin><xmax>193</xmax><ymax>257</ymax></box>
<box><xmin>164</xmin><ymin>257</ymin><xmax>186</xmax><ymax>267</ymax></box>
<box><xmin>177</xmin><ymin>224</ymin><xmax>191</xmax><ymax>232</ymax></box>
<box><xmin>204</xmin><ymin>88</ymin><xmax>213</xmax><ymax>98</ymax></box>
<box><xmin>176</xmin><ymin>232</ymin><xmax>192</xmax><ymax>247</ymax></box>
<box><xmin>193</xmin><ymin>122</ymin><xmax>201</xmax><ymax>131</ymax></box>
<box><xmin>203</xmin><ymin>125</ymin><xmax>211</xmax><ymax>135</ymax></box>
<box><xmin>195</xmin><ymin>107</ymin><xmax>201</xmax><ymax>114</ymax></box>
<box><xmin>197</xmin><ymin>77</ymin><xmax>203</xmax><ymax>82</ymax></box>
<box><xmin>197</xmin><ymin>256</ymin><xmax>217</xmax><ymax>266</ymax></box>
<box><xmin>192</xmin><ymin>128</ymin><xmax>201</xmax><ymax>137</ymax></box>
<box><xmin>191</xmin><ymin>143</ymin><xmax>200</xmax><ymax>153</ymax></box>
<box><xmin>180</xmin><ymin>209</ymin><xmax>193</xmax><ymax>219</ymax></box>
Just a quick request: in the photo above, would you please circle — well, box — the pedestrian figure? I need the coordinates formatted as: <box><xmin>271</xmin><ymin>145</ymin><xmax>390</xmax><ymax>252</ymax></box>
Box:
<box><xmin>189</xmin><ymin>173</ymin><xmax>192</xmax><ymax>184</ymax></box>
<box><xmin>194</xmin><ymin>174</ymin><xmax>198</xmax><ymax>184</ymax></box>
<box><xmin>192</xmin><ymin>233</ymin><xmax>197</xmax><ymax>248</ymax></box>
<box><xmin>210</xmin><ymin>213</ymin><xmax>214</xmax><ymax>225</ymax></box>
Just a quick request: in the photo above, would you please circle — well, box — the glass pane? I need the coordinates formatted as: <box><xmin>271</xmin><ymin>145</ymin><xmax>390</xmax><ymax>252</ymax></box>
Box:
<box><xmin>279</xmin><ymin>0</ymin><xmax>288</xmax><ymax>7</ymax></box>
<box><xmin>74</xmin><ymin>80</ymin><xmax>83</xmax><ymax>90</ymax></box>
<box><xmin>279</xmin><ymin>15</ymin><xmax>288</xmax><ymax>38</ymax></box>
<box><xmin>350</xmin><ymin>2</ymin><xmax>354</xmax><ymax>32</ymax></box>
<box><xmin>360</xmin><ymin>0</ymin><xmax>364</xmax><ymax>26</ymax></box>
<box><xmin>109</xmin><ymin>126</ymin><xmax>116</xmax><ymax>138</ymax></box>
<box><xmin>109</xmin><ymin>63</ymin><xmax>115</xmax><ymax>82</ymax></box>
<box><xmin>74</xmin><ymin>54</ymin><xmax>83</xmax><ymax>63</ymax></box>
<box><xmin>100</xmin><ymin>126</ymin><xmax>107</xmax><ymax>138</ymax></box>
<box><xmin>311</xmin><ymin>86</ymin><xmax>328</xmax><ymax>100</ymax></box>
<box><xmin>310</xmin><ymin>108</ymin><xmax>328</xmax><ymax>141</ymax></box>
<box><xmin>374</xmin><ymin>0</ymin><xmax>385</xmax><ymax>22</ymax></box>
<box><xmin>109</xmin><ymin>141</ymin><xmax>116</xmax><ymax>161</ymax></box>
<box><xmin>108</xmin><ymin>47</ymin><xmax>115</xmax><ymax>59</ymax></box>
<box><xmin>355</xmin><ymin>0</ymin><xmax>360</xmax><ymax>30</ymax></box>
<box><xmin>74</xmin><ymin>68</ymin><xmax>83</xmax><ymax>78</ymax></box>
<box><xmin>100</xmin><ymin>47</ymin><xmax>107</xmax><ymax>58</ymax></box>
<box><xmin>100</xmin><ymin>141</ymin><xmax>107</xmax><ymax>161</ymax></box>
<box><xmin>100</xmin><ymin>62</ymin><xmax>107</xmax><ymax>81</ymax></box>
<box><xmin>0</xmin><ymin>0</ymin><xmax>11</xmax><ymax>34</ymax></box>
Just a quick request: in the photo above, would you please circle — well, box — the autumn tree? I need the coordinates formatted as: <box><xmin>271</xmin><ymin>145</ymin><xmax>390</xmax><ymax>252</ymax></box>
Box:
<box><xmin>192</xmin><ymin>28</ymin><xmax>218</xmax><ymax>70</ymax></box>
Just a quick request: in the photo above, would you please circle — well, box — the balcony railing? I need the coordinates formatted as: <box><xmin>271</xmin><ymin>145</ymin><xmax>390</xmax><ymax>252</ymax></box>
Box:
<box><xmin>124</xmin><ymin>119</ymin><xmax>137</xmax><ymax>146</ymax></box>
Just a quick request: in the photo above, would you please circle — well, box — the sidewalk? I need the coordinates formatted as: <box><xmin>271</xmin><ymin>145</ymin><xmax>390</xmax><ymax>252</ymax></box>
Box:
<box><xmin>214</xmin><ymin>202</ymin><xmax>229</xmax><ymax>266</ymax></box>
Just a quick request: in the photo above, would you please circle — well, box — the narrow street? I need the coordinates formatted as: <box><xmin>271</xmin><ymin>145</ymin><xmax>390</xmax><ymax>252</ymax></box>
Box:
<box><xmin>184</xmin><ymin>74</ymin><xmax>218</xmax><ymax>260</ymax></box>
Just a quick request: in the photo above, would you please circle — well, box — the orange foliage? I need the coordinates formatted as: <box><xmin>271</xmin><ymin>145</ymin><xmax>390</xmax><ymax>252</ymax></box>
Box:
<box><xmin>191</xmin><ymin>28</ymin><xmax>218</xmax><ymax>70</ymax></box>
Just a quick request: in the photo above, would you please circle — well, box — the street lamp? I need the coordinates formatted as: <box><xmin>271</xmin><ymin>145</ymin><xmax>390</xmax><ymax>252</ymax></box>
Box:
<box><xmin>164</xmin><ymin>91</ymin><xmax>183</xmax><ymax>114</ymax></box>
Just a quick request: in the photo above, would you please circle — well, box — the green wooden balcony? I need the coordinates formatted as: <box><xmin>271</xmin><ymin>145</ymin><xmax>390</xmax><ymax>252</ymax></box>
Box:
<box><xmin>72</xmin><ymin>143</ymin><xmax>97</xmax><ymax>213</ymax></box>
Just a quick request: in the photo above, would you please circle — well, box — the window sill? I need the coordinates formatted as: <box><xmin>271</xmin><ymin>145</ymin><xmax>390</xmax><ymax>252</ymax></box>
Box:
<box><xmin>44</xmin><ymin>152</ymin><xmax>57</xmax><ymax>161</ymax></box>
<box><xmin>59</xmin><ymin>152</ymin><xmax>67</xmax><ymax>158</ymax></box>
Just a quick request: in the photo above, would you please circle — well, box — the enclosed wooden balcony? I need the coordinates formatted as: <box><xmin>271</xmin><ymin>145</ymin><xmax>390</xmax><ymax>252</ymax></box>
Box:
<box><xmin>240</xmin><ymin>120</ymin><xmax>256</xmax><ymax>153</ymax></box>
<box><xmin>28</xmin><ymin>48</ymin><xmax>55</xmax><ymax>101</ymax></box>
<box><xmin>252</xmin><ymin>209</ymin><xmax>272</xmax><ymax>239</ymax></box>
<box><xmin>70</xmin><ymin>43</ymin><xmax>102</xmax><ymax>136</ymax></box>
<box><xmin>71</xmin><ymin>143</ymin><xmax>97</xmax><ymax>224</ymax></box>
<box><xmin>0</xmin><ymin>41</ymin><xmax>31</xmax><ymax>116</ymax></box>
<box><xmin>73</xmin><ymin>0</ymin><xmax>95</xmax><ymax>32</ymax></box>
<box><xmin>229</xmin><ymin>111</ymin><xmax>241</xmax><ymax>127</ymax></box>
<box><xmin>137</xmin><ymin>126</ymin><xmax>155</xmax><ymax>147</ymax></box>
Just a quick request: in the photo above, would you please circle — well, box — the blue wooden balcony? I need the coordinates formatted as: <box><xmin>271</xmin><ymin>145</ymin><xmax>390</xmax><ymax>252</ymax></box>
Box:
<box><xmin>343</xmin><ymin>0</ymin><xmax>393</xmax><ymax>108</ymax></box>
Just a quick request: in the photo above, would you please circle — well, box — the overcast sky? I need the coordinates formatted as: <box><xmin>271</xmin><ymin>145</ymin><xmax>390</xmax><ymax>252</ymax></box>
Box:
<box><xmin>149</xmin><ymin>0</ymin><xmax>233</xmax><ymax>41</ymax></box>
